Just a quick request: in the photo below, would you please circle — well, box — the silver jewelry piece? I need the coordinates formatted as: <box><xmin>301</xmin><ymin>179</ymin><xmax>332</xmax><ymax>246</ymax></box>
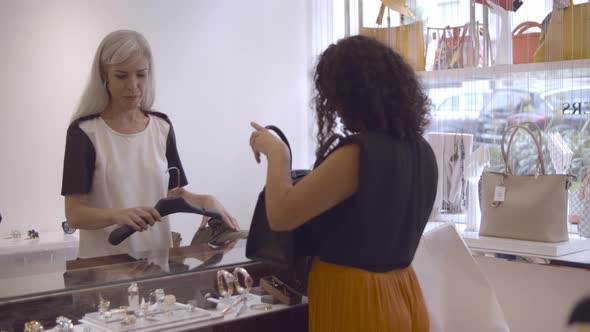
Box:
<box><xmin>55</xmin><ymin>316</ymin><xmax>74</xmax><ymax>332</ymax></box>
<box><xmin>217</xmin><ymin>270</ymin><xmax>235</xmax><ymax>298</ymax></box>
<box><xmin>128</xmin><ymin>282</ymin><xmax>139</xmax><ymax>310</ymax></box>
<box><xmin>4</xmin><ymin>230</ymin><xmax>21</xmax><ymax>239</ymax></box>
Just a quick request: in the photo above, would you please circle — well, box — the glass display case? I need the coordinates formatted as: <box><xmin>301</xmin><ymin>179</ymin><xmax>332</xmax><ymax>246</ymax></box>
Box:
<box><xmin>0</xmin><ymin>240</ymin><xmax>308</xmax><ymax>332</ymax></box>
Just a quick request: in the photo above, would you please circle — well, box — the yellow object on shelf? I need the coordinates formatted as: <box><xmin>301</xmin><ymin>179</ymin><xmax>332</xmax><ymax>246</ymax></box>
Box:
<box><xmin>534</xmin><ymin>2</ymin><xmax>590</xmax><ymax>62</ymax></box>
<box><xmin>380</xmin><ymin>0</ymin><xmax>416</xmax><ymax>19</ymax></box>
<box><xmin>359</xmin><ymin>0</ymin><xmax>425</xmax><ymax>71</ymax></box>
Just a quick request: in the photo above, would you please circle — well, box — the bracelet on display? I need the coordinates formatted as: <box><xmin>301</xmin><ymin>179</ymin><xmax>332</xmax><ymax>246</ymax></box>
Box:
<box><xmin>217</xmin><ymin>270</ymin><xmax>235</xmax><ymax>298</ymax></box>
<box><xmin>233</xmin><ymin>267</ymin><xmax>253</xmax><ymax>295</ymax></box>
<box><xmin>250</xmin><ymin>303</ymin><xmax>273</xmax><ymax>311</ymax></box>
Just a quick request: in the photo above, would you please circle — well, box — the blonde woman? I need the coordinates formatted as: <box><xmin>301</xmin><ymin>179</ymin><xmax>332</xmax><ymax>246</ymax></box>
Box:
<box><xmin>62</xmin><ymin>30</ymin><xmax>238</xmax><ymax>258</ymax></box>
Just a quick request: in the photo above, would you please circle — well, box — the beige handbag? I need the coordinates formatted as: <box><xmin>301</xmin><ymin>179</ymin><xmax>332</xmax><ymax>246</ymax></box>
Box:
<box><xmin>479</xmin><ymin>123</ymin><xmax>572</xmax><ymax>242</ymax></box>
<box><xmin>359</xmin><ymin>0</ymin><xmax>425</xmax><ymax>71</ymax></box>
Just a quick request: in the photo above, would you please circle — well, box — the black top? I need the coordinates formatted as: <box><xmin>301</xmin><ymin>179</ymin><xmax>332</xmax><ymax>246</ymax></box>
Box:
<box><xmin>61</xmin><ymin>111</ymin><xmax>188</xmax><ymax>196</ymax></box>
<box><xmin>311</xmin><ymin>132</ymin><xmax>438</xmax><ymax>272</ymax></box>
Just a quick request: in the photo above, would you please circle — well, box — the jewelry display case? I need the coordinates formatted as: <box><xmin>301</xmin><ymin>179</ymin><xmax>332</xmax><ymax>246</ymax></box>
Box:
<box><xmin>0</xmin><ymin>240</ymin><xmax>308</xmax><ymax>332</ymax></box>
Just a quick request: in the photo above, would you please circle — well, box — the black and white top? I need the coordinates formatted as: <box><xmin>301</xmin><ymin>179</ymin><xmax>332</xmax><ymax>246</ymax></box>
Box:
<box><xmin>61</xmin><ymin>111</ymin><xmax>188</xmax><ymax>258</ymax></box>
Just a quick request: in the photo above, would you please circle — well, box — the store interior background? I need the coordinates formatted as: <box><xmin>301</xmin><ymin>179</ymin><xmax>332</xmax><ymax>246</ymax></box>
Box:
<box><xmin>0</xmin><ymin>0</ymin><xmax>319</xmax><ymax>242</ymax></box>
<box><xmin>2</xmin><ymin>1</ymin><xmax>590</xmax><ymax>331</ymax></box>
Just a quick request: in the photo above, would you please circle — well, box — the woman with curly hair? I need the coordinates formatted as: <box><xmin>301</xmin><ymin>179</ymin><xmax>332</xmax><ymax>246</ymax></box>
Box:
<box><xmin>249</xmin><ymin>35</ymin><xmax>437</xmax><ymax>331</ymax></box>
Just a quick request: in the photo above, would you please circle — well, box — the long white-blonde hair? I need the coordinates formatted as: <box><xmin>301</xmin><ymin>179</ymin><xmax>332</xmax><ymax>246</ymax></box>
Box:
<box><xmin>71</xmin><ymin>30</ymin><xmax>155</xmax><ymax>123</ymax></box>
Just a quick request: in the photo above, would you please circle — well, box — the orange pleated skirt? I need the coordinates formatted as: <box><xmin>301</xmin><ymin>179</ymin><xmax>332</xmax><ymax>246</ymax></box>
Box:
<box><xmin>308</xmin><ymin>258</ymin><xmax>429</xmax><ymax>332</ymax></box>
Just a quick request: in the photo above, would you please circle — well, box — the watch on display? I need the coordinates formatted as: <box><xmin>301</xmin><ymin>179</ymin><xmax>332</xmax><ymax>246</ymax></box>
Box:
<box><xmin>62</xmin><ymin>221</ymin><xmax>76</xmax><ymax>234</ymax></box>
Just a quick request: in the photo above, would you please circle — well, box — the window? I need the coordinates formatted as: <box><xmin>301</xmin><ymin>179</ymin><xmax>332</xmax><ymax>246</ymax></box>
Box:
<box><xmin>323</xmin><ymin>0</ymin><xmax>590</xmax><ymax>237</ymax></box>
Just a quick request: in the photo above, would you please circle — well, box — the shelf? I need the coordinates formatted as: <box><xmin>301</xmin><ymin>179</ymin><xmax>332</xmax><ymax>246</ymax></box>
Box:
<box><xmin>462</xmin><ymin>231</ymin><xmax>590</xmax><ymax>257</ymax></box>
<box><xmin>418</xmin><ymin>59</ymin><xmax>590</xmax><ymax>88</ymax></box>
<box><xmin>0</xmin><ymin>231</ymin><xmax>78</xmax><ymax>255</ymax></box>
<box><xmin>426</xmin><ymin>221</ymin><xmax>590</xmax><ymax>258</ymax></box>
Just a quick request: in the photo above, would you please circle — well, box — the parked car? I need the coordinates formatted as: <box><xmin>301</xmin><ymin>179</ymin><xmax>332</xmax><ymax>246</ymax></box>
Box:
<box><xmin>428</xmin><ymin>86</ymin><xmax>590</xmax><ymax>145</ymax></box>
<box><xmin>428</xmin><ymin>91</ymin><xmax>491</xmax><ymax>136</ymax></box>
<box><xmin>428</xmin><ymin>89</ymin><xmax>547</xmax><ymax>145</ymax></box>
<box><xmin>481</xmin><ymin>89</ymin><xmax>549</xmax><ymax>143</ymax></box>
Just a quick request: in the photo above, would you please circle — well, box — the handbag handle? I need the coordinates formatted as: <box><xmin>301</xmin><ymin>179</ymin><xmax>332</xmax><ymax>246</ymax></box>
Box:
<box><xmin>265</xmin><ymin>125</ymin><xmax>293</xmax><ymax>170</ymax></box>
<box><xmin>264</xmin><ymin>125</ymin><xmax>343</xmax><ymax>170</ymax></box>
<box><xmin>501</xmin><ymin>122</ymin><xmax>546</xmax><ymax>176</ymax></box>
<box><xmin>512</xmin><ymin>21</ymin><xmax>542</xmax><ymax>36</ymax></box>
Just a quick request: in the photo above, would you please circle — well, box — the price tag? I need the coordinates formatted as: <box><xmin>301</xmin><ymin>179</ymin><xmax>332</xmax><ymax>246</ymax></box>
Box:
<box><xmin>494</xmin><ymin>186</ymin><xmax>506</xmax><ymax>202</ymax></box>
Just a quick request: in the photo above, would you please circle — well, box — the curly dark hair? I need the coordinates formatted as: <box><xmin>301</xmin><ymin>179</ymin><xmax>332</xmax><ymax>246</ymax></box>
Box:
<box><xmin>313</xmin><ymin>35</ymin><xmax>431</xmax><ymax>159</ymax></box>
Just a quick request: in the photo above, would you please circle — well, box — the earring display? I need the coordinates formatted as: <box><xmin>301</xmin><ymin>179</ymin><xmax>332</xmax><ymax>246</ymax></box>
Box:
<box><xmin>79</xmin><ymin>297</ymin><xmax>222</xmax><ymax>331</ymax></box>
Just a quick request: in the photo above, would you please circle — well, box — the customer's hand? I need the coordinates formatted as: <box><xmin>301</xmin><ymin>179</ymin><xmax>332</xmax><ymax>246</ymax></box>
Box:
<box><xmin>200</xmin><ymin>195</ymin><xmax>240</xmax><ymax>231</ymax></box>
<box><xmin>249</xmin><ymin>122</ymin><xmax>290</xmax><ymax>164</ymax></box>
<box><xmin>110</xmin><ymin>207</ymin><xmax>161</xmax><ymax>231</ymax></box>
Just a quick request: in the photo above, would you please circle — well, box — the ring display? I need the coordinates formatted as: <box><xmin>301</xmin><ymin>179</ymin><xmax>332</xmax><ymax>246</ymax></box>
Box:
<box><xmin>24</xmin><ymin>321</ymin><xmax>43</xmax><ymax>332</ymax></box>
<box><xmin>55</xmin><ymin>316</ymin><xmax>74</xmax><ymax>332</ymax></box>
<box><xmin>216</xmin><ymin>270</ymin><xmax>234</xmax><ymax>298</ymax></box>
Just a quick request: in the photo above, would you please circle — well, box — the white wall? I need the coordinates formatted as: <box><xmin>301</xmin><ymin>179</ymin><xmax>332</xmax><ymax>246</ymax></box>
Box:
<box><xmin>0</xmin><ymin>0</ymin><xmax>313</xmax><ymax>244</ymax></box>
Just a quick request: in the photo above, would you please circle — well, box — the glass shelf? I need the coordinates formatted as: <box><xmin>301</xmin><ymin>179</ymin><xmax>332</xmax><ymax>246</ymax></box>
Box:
<box><xmin>418</xmin><ymin>59</ymin><xmax>590</xmax><ymax>89</ymax></box>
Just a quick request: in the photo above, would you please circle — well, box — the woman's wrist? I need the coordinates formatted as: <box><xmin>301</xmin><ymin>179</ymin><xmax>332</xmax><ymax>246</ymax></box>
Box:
<box><xmin>267</xmin><ymin>145</ymin><xmax>290</xmax><ymax>164</ymax></box>
<box><xmin>181</xmin><ymin>191</ymin><xmax>210</xmax><ymax>207</ymax></box>
<box><xmin>106</xmin><ymin>208</ymin><xmax>119</xmax><ymax>226</ymax></box>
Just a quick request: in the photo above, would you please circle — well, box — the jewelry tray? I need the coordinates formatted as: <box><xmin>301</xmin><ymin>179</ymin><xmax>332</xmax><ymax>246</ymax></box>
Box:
<box><xmin>80</xmin><ymin>303</ymin><xmax>222</xmax><ymax>332</ymax></box>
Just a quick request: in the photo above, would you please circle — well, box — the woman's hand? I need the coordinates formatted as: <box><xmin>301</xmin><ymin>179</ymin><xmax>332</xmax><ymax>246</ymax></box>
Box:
<box><xmin>200</xmin><ymin>195</ymin><xmax>240</xmax><ymax>231</ymax></box>
<box><xmin>110</xmin><ymin>207</ymin><xmax>161</xmax><ymax>231</ymax></box>
<box><xmin>249</xmin><ymin>122</ymin><xmax>290</xmax><ymax>164</ymax></box>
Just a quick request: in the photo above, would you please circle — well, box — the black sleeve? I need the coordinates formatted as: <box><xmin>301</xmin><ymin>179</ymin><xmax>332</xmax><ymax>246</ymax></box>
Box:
<box><xmin>166</xmin><ymin>122</ymin><xmax>189</xmax><ymax>189</ymax></box>
<box><xmin>61</xmin><ymin>124</ymin><xmax>96</xmax><ymax>195</ymax></box>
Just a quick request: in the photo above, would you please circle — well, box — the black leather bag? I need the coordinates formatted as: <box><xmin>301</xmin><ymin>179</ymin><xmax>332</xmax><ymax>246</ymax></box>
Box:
<box><xmin>246</xmin><ymin>126</ymin><xmax>340</xmax><ymax>293</ymax></box>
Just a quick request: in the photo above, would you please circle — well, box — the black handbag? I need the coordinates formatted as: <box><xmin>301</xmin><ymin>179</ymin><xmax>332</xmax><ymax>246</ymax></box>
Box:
<box><xmin>245</xmin><ymin>125</ymin><xmax>341</xmax><ymax>293</ymax></box>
